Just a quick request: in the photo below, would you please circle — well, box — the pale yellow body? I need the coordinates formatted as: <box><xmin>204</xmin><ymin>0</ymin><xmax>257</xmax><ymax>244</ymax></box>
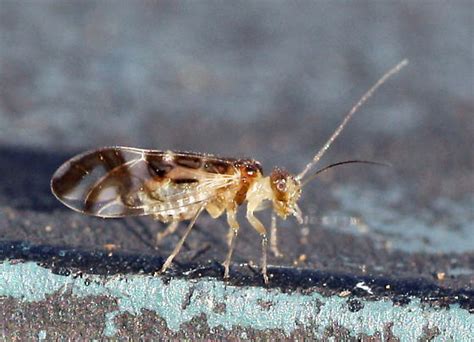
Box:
<box><xmin>52</xmin><ymin>60</ymin><xmax>407</xmax><ymax>285</ymax></box>
<box><xmin>158</xmin><ymin>175</ymin><xmax>279</xmax><ymax>283</ymax></box>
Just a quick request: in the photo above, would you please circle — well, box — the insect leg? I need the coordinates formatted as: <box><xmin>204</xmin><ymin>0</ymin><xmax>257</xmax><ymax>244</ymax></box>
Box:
<box><xmin>160</xmin><ymin>203</ymin><xmax>207</xmax><ymax>274</ymax></box>
<box><xmin>223</xmin><ymin>204</ymin><xmax>240</xmax><ymax>279</ymax></box>
<box><xmin>156</xmin><ymin>221</ymin><xmax>179</xmax><ymax>245</ymax></box>
<box><xmin>270</xmin><ymin>212</ymin><xmax>283</xmax><ymax>257</ymax></box>
<box><xmin>246</xmin><ymin>205</ymin><xmax>269</xmax><ymax>284</ymax></box>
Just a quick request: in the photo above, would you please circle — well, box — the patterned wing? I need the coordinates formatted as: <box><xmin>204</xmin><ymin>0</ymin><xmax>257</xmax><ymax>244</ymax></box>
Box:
<box><xmin>51</xmin><ymin>147</ymin><xmax>240</xmax><ymax>217</ymax></box>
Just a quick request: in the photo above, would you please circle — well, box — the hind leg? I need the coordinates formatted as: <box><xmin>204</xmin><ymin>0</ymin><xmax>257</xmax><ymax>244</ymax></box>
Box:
<box><xmin>156</xmin><ymin>221</ymin><xmax>179</xmax><ymax>245</ymax></box>
<box><xmin>160</xmin><ymin>203</ymin><xmax>206</xmax><ymax>274</ymax></box>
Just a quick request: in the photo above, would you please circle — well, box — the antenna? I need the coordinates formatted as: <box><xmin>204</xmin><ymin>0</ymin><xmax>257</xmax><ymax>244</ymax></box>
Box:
<box><xmin>296</xmin><ymin>59</ymin><xmax>408</xmax><ymax>181</ymax></box>
<box><xmin>301</xmin><ymin>160</ymin><xmax>391</xmax><ymax>187</ymax></box>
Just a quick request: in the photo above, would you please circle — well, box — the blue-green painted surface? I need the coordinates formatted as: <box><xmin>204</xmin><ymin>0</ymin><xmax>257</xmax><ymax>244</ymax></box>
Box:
<box><xmin>0</xmin><ymin>261</ymin><xmax>472</xmax><ymax>340</ymax></box>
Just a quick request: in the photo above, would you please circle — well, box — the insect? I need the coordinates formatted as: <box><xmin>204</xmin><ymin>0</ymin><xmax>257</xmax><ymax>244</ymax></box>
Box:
<box><xmin>51</xmin><ymin>59</ymin><xmax>407</xmax><ymax>283</ymax></box>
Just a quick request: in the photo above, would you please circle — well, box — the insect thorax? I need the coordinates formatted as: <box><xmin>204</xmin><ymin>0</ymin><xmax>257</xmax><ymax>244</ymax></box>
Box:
<box><xmin>232</xmin><ymin>159</ymin><xmax>263</xmax><ymax>205</ymax></box>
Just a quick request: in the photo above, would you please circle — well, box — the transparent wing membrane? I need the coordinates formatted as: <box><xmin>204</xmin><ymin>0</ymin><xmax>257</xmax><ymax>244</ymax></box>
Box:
<box><xmin>51</xmin><ymin>147</ymin><xmax>240</xmax><ymax>217</ymax></box>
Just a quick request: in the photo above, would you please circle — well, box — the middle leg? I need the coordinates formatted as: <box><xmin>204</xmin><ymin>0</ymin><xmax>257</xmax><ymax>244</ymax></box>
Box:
<box><xmin>246</xmin><ymin>206</ymin><xmax>269</xmax><ymax>284</ymax></box>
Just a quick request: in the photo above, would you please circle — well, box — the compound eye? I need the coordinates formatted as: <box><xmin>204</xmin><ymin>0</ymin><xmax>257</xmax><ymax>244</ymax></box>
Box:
<box><xmin>276</xmin><ymin>179</ymin><xmax>286</xmax><ymax>192</ymax></box>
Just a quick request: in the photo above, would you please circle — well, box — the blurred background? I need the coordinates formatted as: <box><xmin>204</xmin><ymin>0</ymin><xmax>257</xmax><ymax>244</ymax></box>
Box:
<box><xmin>0</xmin><ymin>2</ymin><xmax>472</xmax><ymax>279</ymax></box>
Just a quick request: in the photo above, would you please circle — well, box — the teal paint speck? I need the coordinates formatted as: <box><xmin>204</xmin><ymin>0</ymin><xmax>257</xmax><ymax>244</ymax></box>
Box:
<box><xmin>104</xmin><ymin>311</ymin><xmax>119</xmax><ymax>337</ymax></box>
<box><xmin>0</xmin><ymin>261</ymin><xmax>473</xmax><ymax>339</ymax></box>
<box><xmin>37</xmin><ymin>330</ymin><xmax>47</xmax><ymax>340</ymax></box>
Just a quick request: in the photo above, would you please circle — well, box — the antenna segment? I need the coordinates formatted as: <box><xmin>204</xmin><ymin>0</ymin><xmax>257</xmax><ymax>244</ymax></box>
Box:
<box><xmin>296</xmin><ymin>59</ymin><xmax>408</xmax><ymax>181</ymax></box>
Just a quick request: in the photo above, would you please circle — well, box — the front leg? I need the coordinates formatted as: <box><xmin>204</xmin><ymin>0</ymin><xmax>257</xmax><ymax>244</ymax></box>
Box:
<box><xmin>270</xmin><ymin>212</ymin><xmax>284</xmax><ymax>257</ymax></box>
<box><xmin>246</xmin><ymin>205</ymin><xmax>269</xmax><ymax>284</ymax></box>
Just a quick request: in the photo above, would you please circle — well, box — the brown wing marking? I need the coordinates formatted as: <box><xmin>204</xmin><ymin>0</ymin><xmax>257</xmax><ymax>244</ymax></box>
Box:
<box><xmin>51</xmin><ymin>147</ymin><xmax>149</xmax><ymax>216</ymax></box>
<box><xmin>51</xmin><ymin>147</ymin><xmax>240</xmax><ymax>217</ymax></box>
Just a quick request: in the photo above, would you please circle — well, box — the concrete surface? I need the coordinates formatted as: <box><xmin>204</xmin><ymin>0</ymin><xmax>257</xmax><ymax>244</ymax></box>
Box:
<box><xmin>0</xmin><ymin>1</ymin><xmax>473</xmax><ymax>340</ymax></box>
